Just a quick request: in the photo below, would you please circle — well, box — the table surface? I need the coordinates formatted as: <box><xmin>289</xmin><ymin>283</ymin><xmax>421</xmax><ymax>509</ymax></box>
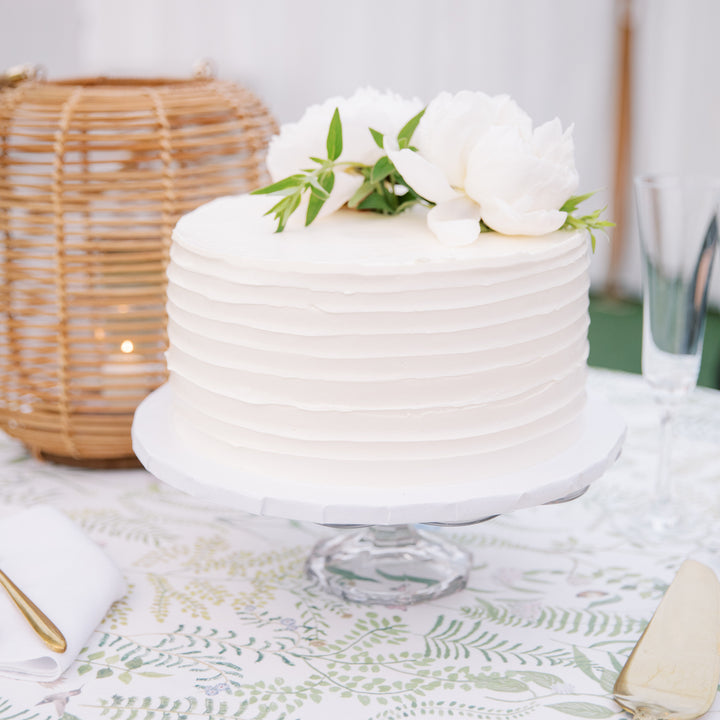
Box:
<box><xmin>0</xmin><ymin>369</ymin><xmax>719</xmax><ymax>720</ymax></box>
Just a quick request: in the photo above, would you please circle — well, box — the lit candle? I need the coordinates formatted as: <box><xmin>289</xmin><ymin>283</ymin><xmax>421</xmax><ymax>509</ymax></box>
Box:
<box><xmin>102</xmin><ymin>340</ymin><xmax>157</xmax><ymax>398</ymax></box>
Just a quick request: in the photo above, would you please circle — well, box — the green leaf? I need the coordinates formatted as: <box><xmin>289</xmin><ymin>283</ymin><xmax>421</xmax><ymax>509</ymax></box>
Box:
<box><xmin>355</xmin><ymin>164</ymin><xmax>374</xmax><ymax>181</ymax></box>
<box><xmin>265</xmin><ymin>192</ymin><xmax>303</xmax><ymax>233</ymax></box>
<box><xmin>139</xmin><ymin>671</ymin><xmax>173</xmax><ymax>678</ymax></box>
<box><xmin>379</xmin><ymin>179</ymin><xmax>400</xmax><ymax>212</ymax></box>
<box><xmin>306</xmin><ymin>171</ymin><xmax>335</xmax><ymax>226</ymax></box>
<box><xmin>370</xmin><ymin>156</ymin><xmax>394</xmax><ymax>184</ymax></box>
<box><xmin>475</xmin><ymin>675</ymin><xmax>530</xmax><ymax>692</ymax></box>
<box><xmin>307</xmin><ymin>176</ymin><xmax>331</xmax><ymax>200</ymax></box>
<box><xmin>118</xmin><ymin>670</ymin><xmax>132</xmax><ymax>684</ymax></box>
<box><xmin>315</xmin><ymin>169</ymin><xmax>335</xmax><ymax>197</ymax></box>
<box><xmin>560</xmin><ymin>189</ymin><xmax>614</xmax><ymax>253</ymax></box>
<box><xmin>77</xmin><ymin>663</ymin><xmax>92</xmax><ymax>675</ymax></box>
<box><xmin>397</xmin><ymin>108</ymin><xmax>425</xmax><ymax>148</ymax></box>
<box><xmin>278</xmin><ymin>192</ymin><xmax>302</xmax><ymax>232</ymax></box>
<box><xmin>588</xmin><ymin>593</ymin><xmax>622</xmax><ymax>610</ymax></box>
<box><xmin>608</xmin><ymin>653</ymin><xmax>626</xmax><ymax>673</ymax></box>
<box><xmin>394</xmin><ymin>186</ymin><xmax>425</xmax><ymax>214</ymax></box>
<box><xmin>357</xmin><ymin>193</ymin><xmax>393</xmax><ymax>214</ymax></box>
<box><xmin>375</xmin><ymin>568</ymin><xmax>438</xmax><ymax>586</ymax></box>
<box><xmin>250</xmin><ymin>175</ymin><xmax>304</xmax><ymax>195</ymax></box>
<box><xmin>395</xmin><ymin>196</ymin><xmax>423</xmax><ymax>214</ymax></box>
<box><xmin>320</xmin><ymin>170</ymin><xmax>335</xmax><ymax>193</ymax></box>
<box><xmin>547</xmin><ymin>702</ymin><xmax>614</xmax><ymax>718</ymax></box>
<box><xmin>347</xmin><ymin>181</ymin><xmax>375</xmax><ymax>209</ymax></box>
<box><xmin>516</xmin><ymin>670</ymin><xmax>563</xmax><ymax>689</ymax></box>
<box><xmin>125</xmin><ymin>656</ymin><xmax>143</xmax><ymax>670</ymax></box>
<box><xmin>369</xmin><ymin>127</ymin><xmax>384</xmax><ymax>149</ymax></box>
<box><xmin>560</xmin><ymin>191</ymin><xmax>596</xmax><ymax>213</ymax></box>
<box><xmin>96</xmin><ymin>667</ymin><xmax>113</xmax><ymax>679</ymax></box>
<box><xmin>327</xmin><ymin>566</ymin><xmax>379</xmax><ymax>583</ymax></box>
<box><xmin>598</xmin><ymin>668</ymin><xmax>618</xmax><ymax>693</ymax></box>
<box><xmin>265</xmin><ymin>195</ymin><xmax>289</xmax><ymax>220</ymax></box>
<box><xmin>326</xmin><ymin>108</ymin><xmax>343</xmax><ymax>161</ymax></box>
<box><xmin>306</xmin><ymin>193</ymin><xmax>325</xmax><ymax>226</ymax></box>
<box><xmin>572</xmin><ymin>646</ymin><xmax>598</xmax><ymax>683</ymax></box>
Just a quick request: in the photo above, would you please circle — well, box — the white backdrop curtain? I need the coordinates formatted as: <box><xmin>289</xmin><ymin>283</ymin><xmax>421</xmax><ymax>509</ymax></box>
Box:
<box><xmin>2</xmin><ymin>0</ymin><xmax>719</xmax><ymax>305</ymax></box>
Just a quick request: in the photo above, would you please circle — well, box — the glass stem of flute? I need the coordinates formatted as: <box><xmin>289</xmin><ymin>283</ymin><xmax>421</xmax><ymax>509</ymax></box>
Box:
<box><xmin>655</xmin><ymin>403</ymin><xmax>675</xmax><ymax>509</ymax></box>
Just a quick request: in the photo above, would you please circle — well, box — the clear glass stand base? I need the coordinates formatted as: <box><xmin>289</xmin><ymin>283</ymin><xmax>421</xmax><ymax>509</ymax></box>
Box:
<box><xmin>306</xmin><ymin>524</ymin><xmax>472</xmax><ymax>606</ymax></box>
<box><xmin>630</xmin><ymin>499</ymin><xmax>709</xmax><ymax>544</ymax></box>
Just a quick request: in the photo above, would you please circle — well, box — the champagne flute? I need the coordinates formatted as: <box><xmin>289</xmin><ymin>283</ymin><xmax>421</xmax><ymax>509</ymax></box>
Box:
<box><xmin>634</xmin><ymin>174</ymin><xmax>719</xmax><ymax>533</ymax></box>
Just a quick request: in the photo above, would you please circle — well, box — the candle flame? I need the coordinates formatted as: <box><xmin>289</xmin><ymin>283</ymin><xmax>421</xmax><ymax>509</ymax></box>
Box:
<box><xmin>120</xmin><ymin>340</ymin><xmax>134</xmax><ymax>354</ymax></box>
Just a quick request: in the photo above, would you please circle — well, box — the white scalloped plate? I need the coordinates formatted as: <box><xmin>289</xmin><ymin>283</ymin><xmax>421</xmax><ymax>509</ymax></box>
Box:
<box><xmin>132</xmin><ymin>384</ymin><xmax>625</xmax><ymax>526</ymax></box>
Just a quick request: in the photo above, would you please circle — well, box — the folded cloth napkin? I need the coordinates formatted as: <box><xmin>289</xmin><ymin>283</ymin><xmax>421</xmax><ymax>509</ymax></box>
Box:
<box><xmin>0</xmin><ymin>505</ymin><xmax>126</xmax><ymax>681</ymax></box>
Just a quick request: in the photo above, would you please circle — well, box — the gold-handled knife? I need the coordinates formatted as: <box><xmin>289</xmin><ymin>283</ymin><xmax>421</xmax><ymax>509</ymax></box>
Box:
<box><xmin>613</xmin><ymin>559</ymin><xmax>720</xmax><ymax>720</ymax></box>
<box><xmin>0</xmin><ymin>568</ymin><xmax>67</xmax><ymax>653</ymax></box>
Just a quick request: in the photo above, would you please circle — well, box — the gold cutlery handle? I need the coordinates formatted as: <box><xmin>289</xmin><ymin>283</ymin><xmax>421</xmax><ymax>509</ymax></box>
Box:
<box><xmin>0</xmin><ymin>568</ymin><xmax>66</xmax><ymax>653</ymax></box>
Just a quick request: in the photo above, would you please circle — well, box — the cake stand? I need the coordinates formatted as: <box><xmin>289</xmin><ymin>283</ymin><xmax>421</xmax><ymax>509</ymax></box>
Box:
<box><xmin>132</xmin><ymin>385</ymin><xmax>625</xmax><ymax>606</ymax></box>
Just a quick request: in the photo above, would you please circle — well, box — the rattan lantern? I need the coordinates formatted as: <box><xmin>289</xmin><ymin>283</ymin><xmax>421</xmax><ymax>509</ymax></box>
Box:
<box><xmin>0</xmin><ymin>70</ymin><xmax>277</xmax><ymax>465</ymax></box>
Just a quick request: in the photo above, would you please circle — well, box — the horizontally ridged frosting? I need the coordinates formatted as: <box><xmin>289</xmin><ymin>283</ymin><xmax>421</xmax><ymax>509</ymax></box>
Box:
<box><xmin>166</xmin><ymin>194</ymin><xmax>590</xmax><ymax>486</ymax></box>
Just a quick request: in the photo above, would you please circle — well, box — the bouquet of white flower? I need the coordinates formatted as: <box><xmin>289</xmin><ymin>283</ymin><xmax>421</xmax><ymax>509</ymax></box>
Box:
<box><xmin>253</xmin><ymin>88</ymin><xmax>611</xmax><ymax>248</ymax></box>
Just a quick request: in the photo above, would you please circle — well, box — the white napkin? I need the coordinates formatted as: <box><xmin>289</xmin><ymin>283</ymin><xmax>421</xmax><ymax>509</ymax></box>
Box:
<box><xmin>0</xmin><ymin>505</ymin><xmax>126</xmax><ymax>681</ymax></box>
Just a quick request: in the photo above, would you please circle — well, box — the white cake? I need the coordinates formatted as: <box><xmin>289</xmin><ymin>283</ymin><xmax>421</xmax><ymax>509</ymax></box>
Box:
<box><xmin>165</xmin><ymin>193</ymin><xmax>590</xmax><ymax>486</ymax></box>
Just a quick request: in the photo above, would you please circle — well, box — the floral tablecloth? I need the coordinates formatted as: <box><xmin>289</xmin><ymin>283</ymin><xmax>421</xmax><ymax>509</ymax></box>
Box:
<box><xmin>0</xmin><ymin>369</ymin><xmax>719</xmax><ymax>720</ymax></box>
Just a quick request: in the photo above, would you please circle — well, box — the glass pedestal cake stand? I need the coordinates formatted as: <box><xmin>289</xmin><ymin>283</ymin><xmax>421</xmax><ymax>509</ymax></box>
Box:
<box><xmin>132</xmin><ymin>385</ymin><xmax>625</xmax><ymax>606</ymax></box>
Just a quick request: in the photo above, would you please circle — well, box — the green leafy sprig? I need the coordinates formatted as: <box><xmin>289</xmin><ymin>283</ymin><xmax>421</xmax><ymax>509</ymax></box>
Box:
<box><xmin>560</xmin><ymin>192</ymin><xmax>614</xmax><ymax>251</ymax></box>
<box><xmin>252</xmin><ymin>108</ymin><xmax>427</xmax><ymax>232</ymax></box>
<box><xmin>346</xmin><ymin>110</ymin><xmax>426</xmax><ymax>215</ymax></box>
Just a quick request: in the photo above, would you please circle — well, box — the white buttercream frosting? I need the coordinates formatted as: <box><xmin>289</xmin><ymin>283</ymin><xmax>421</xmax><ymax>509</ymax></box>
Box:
<box><xmin>167</xmin><ymin>194</ymin><xmax>590</xmax><ymax>486</ymax></box>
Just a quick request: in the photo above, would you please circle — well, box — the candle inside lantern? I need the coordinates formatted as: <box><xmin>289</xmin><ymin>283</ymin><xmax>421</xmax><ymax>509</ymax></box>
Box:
<box><xmin>102</xmin><ymin>339</ymin><xmax>157</xmax><ymax>399</ymax></box>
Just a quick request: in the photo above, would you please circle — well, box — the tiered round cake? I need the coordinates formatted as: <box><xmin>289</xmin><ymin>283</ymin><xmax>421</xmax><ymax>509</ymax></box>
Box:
<box><xmin>165</xmin><ymin>194</ymin><xmax>590</xmax><ymax>486</ymax></box>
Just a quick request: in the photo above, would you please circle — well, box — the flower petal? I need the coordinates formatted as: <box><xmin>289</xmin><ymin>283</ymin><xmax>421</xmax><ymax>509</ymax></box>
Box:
<box><xmin>426</xmin><ymin>197</ymin><xmax>482</xmax><ymax>246</ymax></box>
<box><xmin>414</xmin><ymin>91</ymin><xmax>532</xmax><ymax>188</ymax></box>
<box><xmin>267</xmin><ymin>88</ymin><xmax>422</xmax><ymax>182</ymax></box>
<box><xmin>319</xmin><ymin>172</ymin><xmax>363</xmax><ymax>217</ymax></box>
<box><xmin>388</xmin><ymin>148</ymin><xmax>458</xmax><ymax>204</ymax></box>
<box><xmin>480</xmin><ymin>197</ymin><xmax>567</xmax><ymax>236</ymax></box>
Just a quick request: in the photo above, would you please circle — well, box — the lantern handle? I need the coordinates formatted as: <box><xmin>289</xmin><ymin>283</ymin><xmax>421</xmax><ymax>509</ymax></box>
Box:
<box><xmin>192</xmin><ymin>59</ymin><xmax>216</xmax><ymax>80</ymax></box>
<box><xmin>0</xmin><ymin>64</ymin><xmax>44</xmax><ymax>89</ymax></box>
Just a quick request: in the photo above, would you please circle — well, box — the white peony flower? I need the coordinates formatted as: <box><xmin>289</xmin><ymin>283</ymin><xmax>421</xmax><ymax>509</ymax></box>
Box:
<box><xmin>389</xmin><ymin>90</ymin><xmax>578</xmax><ymax>244</ymax></box>
<box><xmin>465</xmin><ymin>118</ymin><xmax>579</xmax><ymax>236</ymax></box>
<box><xmin>266</xmin><ymin>88</ymin><xmax>422</xmax><ymax>224</ymax></box>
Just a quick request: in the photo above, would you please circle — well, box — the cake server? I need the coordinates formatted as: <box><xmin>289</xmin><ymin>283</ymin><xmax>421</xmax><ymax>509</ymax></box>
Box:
<box><xmin>0</xmin><ymin>567</ymin><xmax>66</xmax><ymax>653</ymax></box>
<box><xmin>613</xmin><ymin>558</ymin><xmax>720</xmax><ymax>720</ymax></box>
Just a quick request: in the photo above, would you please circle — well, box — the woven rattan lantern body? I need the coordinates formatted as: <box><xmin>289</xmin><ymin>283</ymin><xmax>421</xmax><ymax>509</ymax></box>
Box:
<box><xmin>0</xmin><ymin>76</ymin><xmax>276</xmax><ymax>464</ymax></box>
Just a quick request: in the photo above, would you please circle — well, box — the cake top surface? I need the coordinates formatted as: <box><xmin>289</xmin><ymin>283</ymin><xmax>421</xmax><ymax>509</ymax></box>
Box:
<box><xmin>173</xmin><ymin>193</ymin><xmax>586</xmax><ymax>272</ymax></box>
